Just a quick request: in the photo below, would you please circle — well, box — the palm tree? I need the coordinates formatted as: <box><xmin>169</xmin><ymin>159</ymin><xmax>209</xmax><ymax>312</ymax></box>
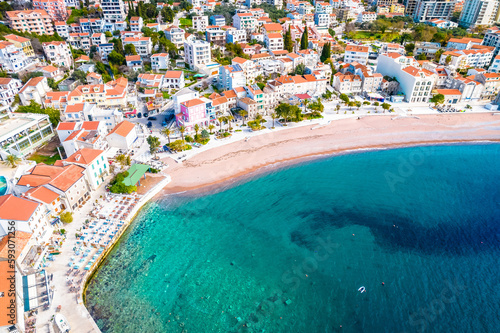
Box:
<box><xmin>218</xmin><ymin>116</ymin><xmax>226</xmax><ymax>133</ymax></box>
<box><xmin>335</xmin><ymin>104</ymin><xmax>341</xmax><ymax>114</ymax></box>
<box><xmin>194</xmin><ymin>124</ymin><xmax>200</xmax><ymax>136</ymax></box>
<box><xmin>271</xmin><ymin>112</ymin><xmax>277</xmax><ymax>128</ymax></box>
<box><xmin>3</xmin><ymin>154</ymin><xmax>20</xmax><ymax>168</ymax></box>
<box><xmin>239</xmin><ymin>110</ymin><xmax>248</xmax><ymax>125</ymax></box>
<box><xmin>161</xmin><ymin>127</ymin><xmax>171</xmax><ymax>144</ymax></box>
<box><xmin>208</xmin><ymin>124</ymin><xmax>215</xmax><ymax>134</ymax></box>
<box><xmin>225</xmin><ymin>115</ymin><xmax>234</xmax><ymax>131</ymax></box>
<box><xmin>179</xmin><ymin>125</ymin><xmax>186</xmax><ymax>141</ymax></box>
<box><xmin>115</xmin><ymin>154</ymin><xmax>126</xmax><ymax>166</ymax></box>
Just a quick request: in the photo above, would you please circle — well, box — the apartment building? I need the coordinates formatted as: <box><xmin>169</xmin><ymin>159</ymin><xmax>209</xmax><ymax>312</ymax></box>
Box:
<box><xmin>232</xmin><ymin>57</ymin><xmax>257</xmax><ymax>85</ymax></box>
<box><xmin>33</xmin><ymin>0</ymin><xmax>68</xmax><ymax>21</ymax></box>
<box><xmin>122</xmin><ymin>37</ymin><xmax>152</xmax><ymax>57</ymax></box>
<box><xmin>130</xmin><ymin>16</ymin><xmax>143</xmax><ymax>32</ymax></box>
<box><xmin>98</xmin><ymin>43</ymin><xmax>114</xmax><ymax>61</ymax></box>
<box><xmin>459</xmin><ymin>0</ymin><xmax>499</xmax><ymax>28</ymax></box>
<box><xmin>19</xmin><ymin>77</ymin><xmax>52</xmax><ymax>105</ymax></box>
<box><xmin>474</xmin><ymin>72</ymin><xmax>500</xmax><ymax>99</ymax></box>
<box><xmin>91</xmin><ymin>33</ymin><xmax>106</xmax><ymax>46</ymax></box>
<box><xmin>54</xmin><ymin>21</ymin><xmax>69</xmax><ymax>37</ymax></box>
<box><xmin>6</xmin><ymin>10</ymin><xmax>54</xmax><ymax>35</ymax></box>
<box><xmin>42</xmin><ymin>41</ymin><xmax>72</xmax><ymax>68</ymax></box>
<box><xmin>193</xmin><ymin>15</ymin><xmax>208</xmax><ymax>31</ymax></box>
<box><xmin>210</xmin><ymin>15</ymin><xmax>225</xmax><ymax>26</ymax></box>
<box><xmin>184</xmin><ymin>39</ymin><xmax>211</xmax><ymax>70</ymax></box>
<box><xmin>68</xmin><ymin>33</ymin><xmax>91</xmax><ymax>51</ymax></box>
<box><xmin>344</xmin><ymin>44</ymin><xmax>370</xmax><ymax>65</ymax></box>
<box><xmin>333</xmin><ymin>73</ymin><xmax>362</xmax><ymax>94</ymax></box>
<box><xmin>67</xmin><ymin>78</ymin><xmax>128</xmax><ymax>108</ymax></box>
<box><xmin>376</xmin><ymin>53</ymin><xmax>436</xmax><ymax>102</ymax></box>
<box><xmin>314</xmin><ymin>13</ymin><xmax>330</xmax><ymax>27</ymax></box>
<box><xmin>101</xmin><ymin>0</ymin><xmax>126</xmax><ymax>22</ymax></box>
<box><xmin>357</xmin><ymin>12</ymin><xmax>377</xmax><ymax>23</ymax></box>
<box><xmin>151</xmin><ymin>53</ymin><xmax>170</xmax><ymax>71</ymax></box>
<box><xmin>264</xmin><ymin>33</ymin><xmax>284</xmax><ymax>51</ymax></box>
<box><xmin>233</xmin><ymin>13</ymin><xmax>257</xmax><ymax>34</ymax></box>
<box><xmin>165</xmin><ymin>26</ymin><xmax>185</xmax><ymax>48</ymax></box>
<box><xmin>0</xmin><ymin>41</ymin><xmax>31</xmax><ymax>74</ymax></box>
<box><xmin>206</xmin><ymin>26</ymin><xmax>226</xmax><ymax>46</ymax></box>
<box><xmin>412</xmin><ymin>0</ymin><xmax>457</xmax><ymax>22</ymax></box>
<box><xmin>0</xmin><ymin>78</ymin><xmax>22</xmax><ymax>105</ymax></box>
<box><xmin>446</xmin><ymin>37</ymin><xmax>483</xmax><ymax>50</ymax></box>
<box><xmin>126</xmin><ymin>55</ymin><xmax>143</xmax><ymax>71</ymax></box>
<box><xmin>489</xmin><ymin>55</ymin><xmax>500</xmax><ymax>72</ymax></box>
<box><xmin>4</xmin><ymin>34</ymin><xmax>35</xmax><ymax>58</ymax></box>
<box><xmin>226</xmin><ymin>29</ymin><xmax>247</xmax><ymax>44</ymax></box>
<box><xmin>219</xmin><ymin>64</ymin><xmax>246</xmax><ymax>90</ymax></box>
<box><xmin>176</xmin><ymin>98</ymin><xmax>214</xmax><ymax>132</ymax></box>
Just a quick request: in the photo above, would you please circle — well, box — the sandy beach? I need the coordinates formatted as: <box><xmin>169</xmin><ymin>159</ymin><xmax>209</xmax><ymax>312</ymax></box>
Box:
<box><xmin>160</xmin><ymin>113</ymin><xmax>500</xmax><ymax>194</ymax></box>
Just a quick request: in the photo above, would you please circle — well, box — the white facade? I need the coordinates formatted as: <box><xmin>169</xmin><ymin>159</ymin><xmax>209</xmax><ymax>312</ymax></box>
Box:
<box><xmin>122</xmin><ymin>37</ymin><xmax>152</xmax><ymax>57</ymax></box>
<box><xmin>193</xmin><ymin>16</ymin><xmax>208</xmax><ymax>32</ymax></box>
<box><xmin>0</xmin><ymin>41</ymin><xmax>32</xmax><ymax>74</ymax></box>
<box><xmin>344</xmin><ymin>44</ymin><xmax>370</xmax><ymax>65</ymax></box>
<box><xmin>184</xmin><ymin>39</ymin><xmax>211</xmax><ymax>70</ymax></box>
<box><xmin>0</xmin><ymin>78</ymin><xmax>22</xmax><ymax>105</ymax></box>
<box><xmin>42</xmin><ymin>41</ymin><xmax>72</xmax><ymax>68</ymax></box>
<box><xmin>151</xmin><ymin>53</ymin><xmax>170</xmax><ymax>72</ymax></box>
<box><xmin>459</xmin><ymin>0</ymin><xmax>499</xmax><ymax>28</ymax></box>
<box><xmin>19</xmin><ymin>77</ymin><xmax>52</xmax><ymax>106</ymax></box>
<box><xmin>101</xmin><ymin>0</ymin><xmax>126</xmax><ymax>22</ymax></box>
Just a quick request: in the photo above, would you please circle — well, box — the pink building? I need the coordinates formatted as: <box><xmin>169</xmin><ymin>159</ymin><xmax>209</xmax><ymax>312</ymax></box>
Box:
<box><xmin>176</xmin><ymin>98</ymin><xmax>214</xmax><ymax>132</ymax></box>
<box><xmin>33</xmin><ymin>0</ymin><xmax>68</xmax><ymax>22</ymax></box>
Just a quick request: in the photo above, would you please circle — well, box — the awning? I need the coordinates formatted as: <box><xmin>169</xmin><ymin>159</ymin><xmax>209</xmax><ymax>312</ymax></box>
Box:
<box><xmin>123</xmin><ymin>164</ymin><xmax>150</xmax><ymax>186</ymax></box>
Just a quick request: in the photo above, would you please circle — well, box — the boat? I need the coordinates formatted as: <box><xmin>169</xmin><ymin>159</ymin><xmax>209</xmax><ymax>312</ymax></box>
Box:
<box><xmin>54</xmin><ymin>313</ymin><xmax>71</xmax><ymax>332</ymax></box>
<box><xmin>358</xmin><ymin>286</ymin><xmax>366</xmax><ymax>293</ymax></box>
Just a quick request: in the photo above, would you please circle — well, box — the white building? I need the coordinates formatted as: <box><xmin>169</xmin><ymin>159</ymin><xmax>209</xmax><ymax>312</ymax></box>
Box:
<box><xmin>264</xmin><ymin>33</ymin><xmax>284</xmax><ymax>51</ymax></box>
<box><xmin>130</xmin><ymin>16</ymin><xmax>143</xmax><ymax>32</ymax></box>
<box><xmin>165</xmin><ymin>26</ymin><xmax>185</xmax><ymax>48</ymax></box>
<box><xmin>184</xmin><ymin>39</ymin><xmax>211</xmax><ymax>70</ymax></box>
<box><xmin>42</xmin><ymin>41</ymin><xmax>72</xmax><ymax>68</ymax></box>
<box><xmin>412</xmin><ymin>0</ymin><xmax>456</xmax><ymax>22</ymax></box>
<box><xmin>0</xmin><ymin>77</ymin><xmax>22</xmax><ymax>105</ymax></box>
<box><xmin>101</xmin><ymin>0</ymin><xmax>126</xmax><ymax>23</ymax></box>
<box><xmin>63</xmin><ymin>148</ymin><xmax>109</xmax><ymax>190</ymax></box>
<box><xmin>233</xmin><ymin>13</ymin><xmax>257</xmax><ymax>34</ymax></box>
<box><xmin>376</xmin><ymin>53</ymin><xmax>436</xmax><ymax>103</ymax></box>
<box><xmin>459</xmin><ymin>0</ymin><xmax>499</xmax><ymax>28</ymax></box>
<box><xmin>122</xmin><ymin>37</ymin><xmax>152</xmax><ymax>57</ymax></box>
<box><xmin>106</xmin><ymin>120</ymin><xmax>138</xmax><ymax>151</ymax></box>
<box><xmin>19</xmin><ymin>77</ymin><xmax>52</xmax><ymax>105</ymax></box>
<box><xmin>151</xmin><ymin>53</ymin><xmax>170</xmax><ymax>72</ymax></box>
<box><xmin>193</xmin><ymin>15</ymin><xmax>208</xmax><ymax>32</ymax></box>
<box><xmin>489</xmin><ymin>55</ymin><xmax>500</xmax><ymax>72</ymax></box>
<box><xmin>357</xmin><ymin>11</ymin><xmax>377</xmax><ymax>23</ymax></box>
<box><xmin>0</xmin><ymin>40</ymin><xmax>31</xmax><ymax>74</ymax></box>
<box><xmin>219</xmin><ymin>64</ymin><xmax>246</xmax><ymax>90</ymax></box>
<box><xmin>344</xmin><ymin>44</ymin><xmax>370</xmax><ymax>65</ymax></box>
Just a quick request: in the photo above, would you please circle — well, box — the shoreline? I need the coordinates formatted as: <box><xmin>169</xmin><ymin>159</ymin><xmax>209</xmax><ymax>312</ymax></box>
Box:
<box><xmin>159</xmin><ymin>113</ymin><xmax>500</xmax><ymax>196</ymax></box>
<box><xmin>160</xmin><ymin>139</ymin><xmax>500</xmax><ymax>196</ymax></box>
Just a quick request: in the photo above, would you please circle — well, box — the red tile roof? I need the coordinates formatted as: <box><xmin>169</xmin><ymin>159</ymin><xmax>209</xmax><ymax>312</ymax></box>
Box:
<box><xmin>107</xmin><ymin>120</ymin><xmax>136</xmax><ymax>138</ymax></box>
<box><xmin>0</xmin><ymin>194</ymin><xmax>39</xmax><ymax>221</ymax></box>
<box><xmin>65</xmin><ymin>148</ymin><xmax>104</xmax><ymax>166</ymax></box>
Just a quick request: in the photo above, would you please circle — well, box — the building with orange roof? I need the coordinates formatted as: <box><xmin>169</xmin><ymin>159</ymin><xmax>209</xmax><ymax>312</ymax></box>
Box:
<box><xmin>106</xmin><ymin>120</ymin><xmax>138</xmax><ymax>151</ymax></box>
<box><xmin>446</xmin><ymin>37</ymin><xmax>483</xmax><ymax>51</ymax></box>
<box><xmin>6</xmin><ymin>10</ymin><xmax>54</xmax><ymax>35</ymax></box>
<box><xmin>151</xmin><ymin>53</ymin><xmax>170</xmax><ymax>72</ymax></box>
<box><xmin>19</xmin><ymin>77</ymin><xmax>52</xmax><ymax>106</ymax></box>
<box><xmin>33</xmin><ymin>0</ymin><xmax>68</xmax><ymax>21</ymax></box>
<box><xmin>66</xmin><ymin>78</ymin><xmax>128</xmax><ymax>108</ymax></box>
<box><xmin>233</xmin><ymin>12</ymin><xmax>257</xmax><ymax>33</ymax></box>
<box><xmin>3</xmin><ymin>34</ymin><xmax>35</xmax><ymax>58</ymax></box>
<box><xmin>0</xmin><ymin>40</ymin><xmax>31</xmax><ymax>74</ymax></box>
<box><xmin>17</xmin><ymin>163</ymin><xmax>89</xmax><ymax>212</ymax></box>
<box><xmin>62</xmin><ymin>148</ymin><xmax>109</xmax><ymax>190</ymax></box>
<box><xmin>0</xmin><ymin>194</ymin><xmax>51</xmax><ymax>244</ymax></box>
<box><xmin>123</xmin><ymin>36</ymin><xmax>152</xmax><ymax>56</ymax></box>
<box><xmin>40</xmin><ymin>65</ymin><xmax>64</xmax><ymax>81</ymax></box>
<box><xmin>0</xmin><ymin>77</ymin><xmax>22</xmax><ymax>105</ymax></box>
<box><xmin>177</xmin><ymin>97</ymin><xmax>214</xmax><ymax>132</ymax></box>
<box><xmin>344</xmin><ymin>44</ymin><xmax>370</xmax><ymax>65</ymax></box>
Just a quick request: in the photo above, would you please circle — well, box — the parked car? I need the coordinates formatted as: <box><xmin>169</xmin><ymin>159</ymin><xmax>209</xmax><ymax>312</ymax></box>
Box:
<box><xmin>147</xmin><ymin>116</ymin><xmax>157</xmax><ymax>120</ymax></box>
<box><xmin>143</xmin><ymin>112</ymin><xmax>149</xmax><ymax>117</ymax></box>
<box><xmin>137</xmin><ymin>112</ymin><xmax>142</xmax><ymax>118</ymax></box>
<box><xmin>147</xmin><ymin>121</ymin><xmax>152</xmax><ymax>128</ymax></box>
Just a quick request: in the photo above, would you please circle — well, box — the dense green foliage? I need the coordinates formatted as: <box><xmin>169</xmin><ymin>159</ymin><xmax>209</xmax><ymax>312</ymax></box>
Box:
<box><xmin>109</xmin><ymin>171</ymin><xmax>137</xmax><ymax>194</ymax></box>
<box><xmin>253</xmin><ymin>4</ymin><xmax>287</xmax><ymax>22</ymax></box>
<box><xmin>18</xmin><ymin>101</ymin><xmax>61</xmax><ymax>126</ymax></box>
<box><xmin>205</xmin><ymin>4</ymin><xmax>237</xmax><ymax>25</ymax></box>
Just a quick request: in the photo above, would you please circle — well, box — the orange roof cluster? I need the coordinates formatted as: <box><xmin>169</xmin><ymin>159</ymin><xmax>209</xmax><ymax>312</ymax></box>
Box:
<box><xmin>64</xmin><ymin>148</ymin><xmax>104</xmax><ymax>166</ymax></box>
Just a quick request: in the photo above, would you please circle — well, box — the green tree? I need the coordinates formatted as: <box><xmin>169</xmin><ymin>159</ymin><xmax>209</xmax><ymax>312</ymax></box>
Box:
<box><xmin>147</xmin><ymin>135</ymin><xmax>161</xmax><ymax>156</ymax></box>
<box><xmin>294</xmin><ymin>63</ymin><xmax>306</xmax><ymax>75</ymax></box>
<box><xmin>300</xmin><ymin>28</ymin><xmax>308</xmax><ymax>50</ymax></box>
<box><xmin>339</xmin><ymin>93</ymin><xmax>349</xmax><ymax>104</ymax></box>
<box><xmin>115</xmin><ymin>154</ymin><xmax>126</xmax><ymax>166</ymax></box>
<box><xmin>430</xmin><ymin>94</ymin><xmax>445</xmax><ymax>107</ymax></box>
<box><xmin>434</xmin><ymin>48</ymin><xmax>444</xmax><ymax>62</ymax></box>
<box><xmin>320</xmin><ymin>42</ymin><xmax>331</xmax><ymax>63</ymax></box>
<box><xmin>208</xmin><ymin>124</ymin><xmax>215</xmax><ymax>134</ymax></box>
<box><xmin>417</xmin><ymin>53</ymin><xmax>427</xmax><ymax>60</ymax></box>
<box><xmin>108</xmin><ymin>50</ymin><xmax>125</xmax><ymax>66</ymax></box>
<box><xmin>18</xmin><ymin>101</ymin><xmax>60</xmax><ymax>126</ymax></box>
<box><xmin>179</xmin><ymin>125</ymin><xmax>186</xmax><ymax>141</ymax></box>
<box><xmin>105</xmin><ymin>31</ymin><xmax>112</xmax><ymax>38</ymax></box>
<box><xmin>201</xmin><ymin>129</ymin><xmax>210</xmax><ymax>140</ymax></box>
<box><xmin>271</xmin><ymin>112</ymin><xmax>277</xmax><ymax>128</ymax></box>
<box><xmin>124</xmin><ymin>43</ymin><xmax>137</xmax><ymax>55</ymax></box>
<box><xmin>445</xmin><ymin>55</ymin><xmax>452</xmax><ymax>65</ymax></box>
<box><xmin>161</xmin><ymin>127</ymin><xmax>172</xmax><ymax>144</ymax></box>
<box><xmin>3</xmin><ymin>154</ymin><xmax>20</xmax><ymax>168</ymax></box>
<box><xmin>284</xmin><ymin>29</ymin><xmax>293</xmax><ymax>52</ymax></box>
<box><xmin>381</xmin><ymin>102</ymin><xmax>392</xmax><ymax>112</ymax></box>
<box><xmin>194</xmin><ymin>124</ymin><xmax>200</xmax><ymax>136</ymax></box>
<box><xmin>111</xmin><ymin>38</ymin><xmax>125</xmax><ymax>55</ymax></box>
<box><xmin>405</xmin><ymin>43</ymin><xmax>415</xmax><ymax>54</ymax></box>
<box><xmin>60</xmin><ymin>211</ymin><xmax>73</xmax><ymax>223</ymax></box>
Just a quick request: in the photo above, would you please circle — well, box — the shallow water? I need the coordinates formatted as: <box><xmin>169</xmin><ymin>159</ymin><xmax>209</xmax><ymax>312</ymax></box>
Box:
<box><xmin>86</xmin><ymin>144</ymin><xmax>500</xmax><ymax>333</ymax></box>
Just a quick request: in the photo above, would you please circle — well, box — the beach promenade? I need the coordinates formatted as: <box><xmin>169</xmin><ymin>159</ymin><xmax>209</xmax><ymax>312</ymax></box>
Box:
<box><xmin>35</xmin><ymin>175</ymin><xmax>171</xmax><ymax>333</ymax></box>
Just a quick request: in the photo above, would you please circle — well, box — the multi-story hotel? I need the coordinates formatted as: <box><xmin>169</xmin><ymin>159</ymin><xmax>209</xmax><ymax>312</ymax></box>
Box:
<box><xmin>6</xmin><ymin>10</ymin><xmax>54</xmax><ymax>35</ymax></box>
<box><xmin>32</xmin><ymin>0</ymin><xmax>68</xmax><ymax>22</ymax></box>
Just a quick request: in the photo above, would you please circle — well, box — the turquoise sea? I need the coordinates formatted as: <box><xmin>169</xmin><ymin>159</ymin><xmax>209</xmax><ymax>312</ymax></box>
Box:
<box><xmin>85</xmin><ymin>144</ymin><xmax>500</xmax><ymax>333</ymax></box>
